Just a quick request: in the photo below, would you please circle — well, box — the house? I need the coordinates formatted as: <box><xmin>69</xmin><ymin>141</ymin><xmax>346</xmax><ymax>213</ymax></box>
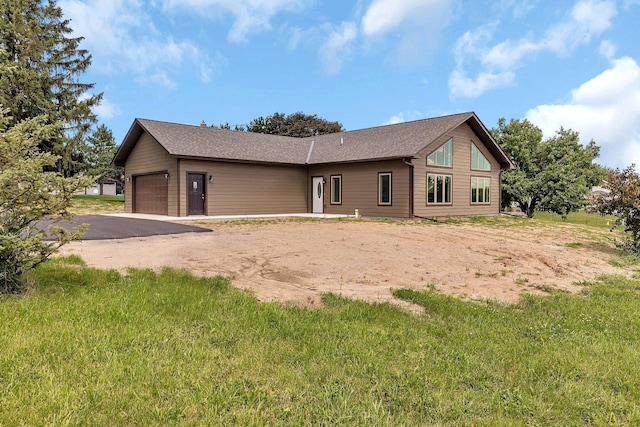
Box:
<box><xmin>113</xmin><ymin>112</ymin><xmax>513</xmax><ymax>218</ymax></box>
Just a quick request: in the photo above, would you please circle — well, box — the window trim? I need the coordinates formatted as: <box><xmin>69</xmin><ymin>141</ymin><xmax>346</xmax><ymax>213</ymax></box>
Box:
<box><xmin>471</xmin><ymin>142</ymin><xmax>491</xmax><ymax>171</ymax></box>
<box><xmin>378</xmin><ymin>172</ymin><xmax>392</xmax><ymax>206</ymax></box>
<box><xmin>330</xmin><ymin>174</ymin><xmax>342</xmax><ymax>205</ymax></box>
<box><xmin>427</xmin><ymin>173</ymin><xmax>453</xmax><ymax>205</ymax></box>
<box><xmin>427</xmin><ymin>138</ymin><xmax>453</xmax><ymax>168</ymax></box>
<box><xmin>471</xmin><ymin>176</ymin><xmax>491</xmax><ymax>205</ymax></box>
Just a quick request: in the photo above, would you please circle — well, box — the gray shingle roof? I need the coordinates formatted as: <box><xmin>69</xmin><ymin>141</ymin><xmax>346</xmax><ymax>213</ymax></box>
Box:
<box><xmin>307</xmin><ymin>112</ymin><xmax>474</xmax><ymax>164</ymax></box>
<box><xmin>138</xmin><ymin>119</ymin><xmax>310</xmax><ymax>164</ymax></box>
<box><xmin>113</xmin><ymin>112</ymin><xmax>512</xmax><ymax>169</ymax></box>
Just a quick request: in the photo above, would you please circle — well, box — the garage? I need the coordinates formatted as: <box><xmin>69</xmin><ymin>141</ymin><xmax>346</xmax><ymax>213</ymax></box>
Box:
<box><xmin>133</xmin><ymin>173</ymin><xmax>168</xmax><ymax>215</ymax></box>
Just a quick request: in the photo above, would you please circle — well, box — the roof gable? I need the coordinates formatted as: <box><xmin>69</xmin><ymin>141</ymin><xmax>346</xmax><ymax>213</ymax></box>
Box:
<box><xmin>113</xmin><ymin>112</ymin><xmax>513</xmax><ymax>169</ymax></box>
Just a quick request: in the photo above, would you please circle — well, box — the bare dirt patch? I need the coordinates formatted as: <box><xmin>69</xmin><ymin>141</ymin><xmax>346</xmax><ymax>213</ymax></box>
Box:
<box><xmin>60</xmin><ymin>219</ymin><xmax>626</xmax><ymax>308</ymax></box>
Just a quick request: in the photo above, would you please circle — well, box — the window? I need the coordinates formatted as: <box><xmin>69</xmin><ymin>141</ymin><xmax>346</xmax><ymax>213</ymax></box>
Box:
<box><xmin>330</xmin><ymin>175</ymin><xmax>342</xmax><ymax>204</ymax></box>
<box><xmin>471</xmin><ymin>143</ymin><xmax>491</xmax><ymax>171</ymax></box>
<box><xmin>427</xmin><ymin>138</ymin><xmax>452</xmax><ymax>167</ymax></box>
<box><xmin>378</xmin><ymin>172</ymin><xmax>392</xmax><ymax>205</ymax></box>
<box><xmin>471</xmin><ymin>177</ymin><xmax>491</xmax><ymax>204</ymax></box>
<box><xmin>427</xmin><ymin>174</ymin><xmax>452</xmax><ymax>204</ymax></box>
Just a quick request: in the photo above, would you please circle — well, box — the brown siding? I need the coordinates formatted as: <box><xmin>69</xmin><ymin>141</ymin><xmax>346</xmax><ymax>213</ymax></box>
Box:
<box><xmin>124</xmin><ymin>133</ymin><xmax>177</xmax><ymax>215</ymax></box>
<box><xmin>308</xmin><ymin>160</ymin><xmax>411</xmax><ymax>218</ymax></box>
<box><xmin>413</xmin><ymin>123</ymin><xmax>502</xmax><ymax>217</ymax></box>
<box><xmin>178</xmin><ymin>160</ymin><xmax>307</xmax><ymax>216</ymax></box>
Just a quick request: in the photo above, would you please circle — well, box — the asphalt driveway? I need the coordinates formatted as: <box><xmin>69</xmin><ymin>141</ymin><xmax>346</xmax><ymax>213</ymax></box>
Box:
<box><xmin>40</xmin><ymin>215</ymin><xmax>211</xmax><ymax>240</ymax></box>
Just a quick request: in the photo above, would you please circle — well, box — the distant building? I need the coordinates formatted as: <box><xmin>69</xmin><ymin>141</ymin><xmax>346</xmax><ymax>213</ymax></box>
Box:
<box><xmin>77</xmin><ymin>181</ymin><xmax>117</xmax><ymax>196</ymax></box>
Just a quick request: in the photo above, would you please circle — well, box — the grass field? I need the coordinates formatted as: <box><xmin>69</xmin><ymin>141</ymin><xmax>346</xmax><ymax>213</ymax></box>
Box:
<box><xmin>70</xmin><ymin>195</ymin><xmax>124</xmax><ymax>215</ymax></box>
<box><xmin>533</xmin><ymin>210</ymin><xmax>618</xmax><ymax>229</ymax></box>
<box><xmin>1</xmin><ymin>252</ymin><xmax>639</xmax><ymax>425</ymax></box>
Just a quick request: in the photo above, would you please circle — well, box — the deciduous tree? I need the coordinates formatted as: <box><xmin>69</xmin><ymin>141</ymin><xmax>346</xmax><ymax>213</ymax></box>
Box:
<box><xmin>492</xmin><ymin>118</ymin><xmax>603</xmax><ymax>218</ymax></box>
<box><xmin>589</xmin><ymin>165</ymin><xmax>640</xmax><ymax>252</ymax></box>
<box><xmin>246</xmin><ymin>112</ymin><xmax>343</xmax><ymax>137</ymax></box>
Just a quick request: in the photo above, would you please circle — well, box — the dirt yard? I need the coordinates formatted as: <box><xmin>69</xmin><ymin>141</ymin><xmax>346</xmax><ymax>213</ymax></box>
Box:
<box><xmin>60</xmin><ymin>219</ymin><xmax>627</xmax><ymax>309</ymax></box>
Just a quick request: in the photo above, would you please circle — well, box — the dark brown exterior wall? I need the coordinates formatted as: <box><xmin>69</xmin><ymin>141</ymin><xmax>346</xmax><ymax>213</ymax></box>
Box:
<box><xmin>308</xmin><ymin>159</ymin><xmax>411</xmax><ymax>218</ymax></box>
<box><xmin>178</xmin><ymin>159</ymin><xmax>307</xmax><ymax>216</ymax></box>
<box><xmin>413</xmin><ymin>122</ymin><xmax>502</xmax><ymax>217</ymax></box>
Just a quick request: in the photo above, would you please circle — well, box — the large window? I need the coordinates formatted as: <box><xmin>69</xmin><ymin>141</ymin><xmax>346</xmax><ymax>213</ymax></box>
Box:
<box><xmin>471</xmin><ymin>177</ymin><xmax>490</xmax><ymax>204</ymax></box>
<box><xmin>427</xmin><ymin>174</ymin><xmax>452</xmax><ymax>204</ymax></box>
<box><xmin>330</xmin><ymin>175</ymin><xmax>342</xmax><ymax>204</ymax></box>
<box><xmin>378</xmin><ymin>172</ymin><xmax>392</xmax><ymax>205</ymax></box>
<box><xmin>427</xmin><ymin>138</ymin><xmax>452</xmax><ymax>167</ymax></box>
<box><xmin>471</xmin><ymin>143</ymin><xmax>491</xmax><ymax>171</ymax></box>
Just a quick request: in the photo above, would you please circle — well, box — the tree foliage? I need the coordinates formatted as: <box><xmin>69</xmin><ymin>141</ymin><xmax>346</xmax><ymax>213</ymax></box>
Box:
<box><xmin>215</xmin><ymin>122</ymin><xmax>246</xmax><ymax>132</ymax></box>
<box><xmin>246</xmin><ymin>112</ymin><xmax>344</xmax><ymax>137</ymax></box>
<box><xmin>589</xmin><ymin>165</ymin><xmax>640</xmax><ymax>252</ymax></box>
<box><xmin>0</xmin><ymin>0</ymin><xmax>101</xmax><ymax>177</ymax></box>
<box><xmin>85</xmin><ymin>124</ymin><xmax>123</xmax><ymax>191</ymax></box>
<box><xmin>0</xmin><ymin>109</ymin><xmax>91</xmax><ymax>293</ymax></box>
<box><xmin>492</xmin><ymin>118</ymin><xmax>603</xmax><ymax>218</ymax></box>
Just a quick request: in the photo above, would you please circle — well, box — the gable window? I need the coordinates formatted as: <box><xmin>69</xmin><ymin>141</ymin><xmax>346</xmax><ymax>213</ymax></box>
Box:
<box><xmin>330</xmin><ymin>175</ymin><xmax>342</xmax><ymax>204</ymax></box>
<box><xmin>471</xmin><ymin>177</ymin><xmax>490</xmax><ymax>204</ymax></box>
<box><xmin>378</xmin><ymin>172</ymin><xmax>392</xmax><ymax>205</ymax></box>
<box><xmin>427</xmin><ymin>138</ymin><xmax>452</xmax><ymax>167</ymax></box>
<box><xmin>471</xmin><ymin>143</ymin><xmax>491</xmax><ymax>171</ymax></box>
<box><xmin>427</xmin><ymin>174</ymin><xmax>452</xmax><ymax>204</ymax></box>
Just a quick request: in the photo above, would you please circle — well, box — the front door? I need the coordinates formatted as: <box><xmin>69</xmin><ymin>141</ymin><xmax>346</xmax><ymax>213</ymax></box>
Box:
<box><xmin>312</xmin><ymin>176</ymin><xmax>324</xmax><ymax>213</ymax></box>
<box><xmin>187</xmin><ymin>173</ymin><xmax>205</xmax><ymax>215</ymax></box>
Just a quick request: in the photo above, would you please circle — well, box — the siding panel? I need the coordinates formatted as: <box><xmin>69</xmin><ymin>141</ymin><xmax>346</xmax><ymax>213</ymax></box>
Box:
<box><xmin>178</xmin><ymin>160</ymin><xmax>307</xmax><ymax>216</ymax></box>
<box><xmin>308</xmin><ymin>160</ymin><xmax>411</xmax><ymax>218</ymax></box>
<box><xmin>413</xmin><ymin>123</ymin><xmax>502</xmax><ymax>217</ymax></box>
<box><xmin>124</xmin><ymin>133</ymin><xmax>177</xmax><ymax>215</ymax></box>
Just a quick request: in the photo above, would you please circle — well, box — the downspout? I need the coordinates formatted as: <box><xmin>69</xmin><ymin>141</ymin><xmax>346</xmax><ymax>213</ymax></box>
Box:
<box><xmin>499</xmin><ymin>168</ymin><xmax>504</xmax><ymax>215</ymax></box>
<box><xmin>404</xmin><ymin>158</ymin><xmax>414</xmax><ymax>218</ymax></box>
<box><xmin>177</xmin><ymin>158</ymin><xmax>181</xmax><ymax>217</ymax></box>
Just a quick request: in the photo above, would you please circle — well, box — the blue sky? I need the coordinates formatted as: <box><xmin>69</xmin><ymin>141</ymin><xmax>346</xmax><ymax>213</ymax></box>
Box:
<box><xmin>59</xmin><ymin>0</ymin><xmax>640</xmax><ymax>169</ymax></box>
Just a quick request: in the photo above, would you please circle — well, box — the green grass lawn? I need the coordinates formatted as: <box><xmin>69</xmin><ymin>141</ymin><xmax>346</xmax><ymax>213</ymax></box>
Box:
<box><xmin>1</xmin><ymin>255</ymin><xmax>639</xmax><ymax>425</ymax></box>
<box><xmin>533</xmin><ymin>210</ymin><xmax>618</xmax><ymax>229</ymax></box>
<box><xmin>70</xmin><ymin>195</ymin><xmax>124</xmax><ymax>215</ymax></box>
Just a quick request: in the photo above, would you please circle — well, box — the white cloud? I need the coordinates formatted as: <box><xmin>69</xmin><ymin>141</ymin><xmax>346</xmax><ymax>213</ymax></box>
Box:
<box><xmin>450</xmin><ymin>0</ymin><xmax>617</xmax><ymax>98</ymax></box>
<box><xmin>93</xmin><ymin>97</ymin><xmax>122</xmax><ymax>120</ymax></box>
<box><xmin>162</xmin><ymin>0</ymin><xmax>308</xmax><ymax>44</ymax></box>
<box><xmin>542</xmin><ymin>0</ymin><xmax>616</xmax><ymax>55</ymax></box>
<box><xmin>361</xmin><ymin>0</ymin><xmax>454</xmax><ymax>66</ymax></box>
<box><xmin>448</xmin><ymin>70</ymin><xmax>515</xmax><ymax>98</ymax></box>
<box><xmin>525</xmin><ymin>57</ymin><xmax>640</xmax><ymax>169</ymax></box>
<box><xmin>383</xmin><ymin>111</ymin><xmax>423</xmax><ymax>125</ymax></box>
<box><xmin>361</xmin><ymin>0</ymin><xmax>450</xmax><ymax>37</ymax></box>
<box><xmin>482</xmin><ymin>39</ymin><xmax>539</xmax><ymax>70</ymax></box>
<box><xmin>318</xmin><ymin>22</ymin><xmax>357</xmax><ymax>75</ymax></box>
<box><xmin>598</xmin><ymin>40</ymin><xmax>618</xmax><ymax>59</ymax></box>
<box><xmin>59</xmin><ymin>0</ymin><xmax>223</xmax><ymax>86</ymax></box>
<box><xmin>493</xmin><ymin>0</ymin><xmax>538</xmax><ymax>18</ymax></box>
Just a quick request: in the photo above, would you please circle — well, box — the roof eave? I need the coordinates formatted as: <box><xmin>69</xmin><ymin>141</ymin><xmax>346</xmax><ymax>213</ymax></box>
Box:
<box><xmin>112</xmin><ymin>119</ymin><xmax>171</xmax><ymax>167</ymax></box>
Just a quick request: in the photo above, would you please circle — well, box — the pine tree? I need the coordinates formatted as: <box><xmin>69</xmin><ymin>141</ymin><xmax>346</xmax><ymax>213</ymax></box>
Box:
<box><xmin>86</xmin><ymin>124</ymin><xmax>123</xmax><ymax>190</ymax></box>
<box><xmin>0</xmin><ymin>107</ymin><xmax>91</xmax><ymax>293</ymax></box>
<box><xmin>0</xmin><ymin>0</ymin><xmax>102</xmax><ymax>177</ymax></box>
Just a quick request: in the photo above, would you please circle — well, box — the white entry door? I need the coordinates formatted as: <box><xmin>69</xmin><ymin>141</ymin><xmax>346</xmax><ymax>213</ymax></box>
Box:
<box><xmin>312</xmin><ymin>177</ymin><xmax>324</xmax><ymax>213</ymax></box>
